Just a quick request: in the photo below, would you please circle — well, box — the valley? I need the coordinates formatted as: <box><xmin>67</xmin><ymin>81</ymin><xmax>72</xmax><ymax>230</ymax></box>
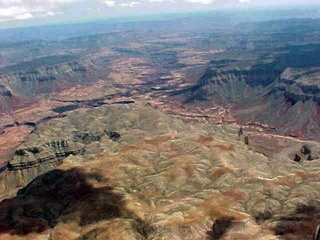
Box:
<box><xmin>0</xmin><ymin>11</ymin><xmax>320</xmax><ymax>239</ymax></box>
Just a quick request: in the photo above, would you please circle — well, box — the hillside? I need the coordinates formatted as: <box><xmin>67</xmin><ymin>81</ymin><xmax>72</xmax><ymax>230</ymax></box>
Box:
<box><xmin>0</xmin><ymin>104</ymin><xmax>320</xmax><ymax>239</ymax></box>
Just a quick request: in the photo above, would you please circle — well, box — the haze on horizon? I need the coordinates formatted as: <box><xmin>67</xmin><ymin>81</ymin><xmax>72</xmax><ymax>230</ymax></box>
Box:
<box><xmin>0</xmin><ymin>0</ymin><xmax>319</xmax><ymax>29</ymax></box>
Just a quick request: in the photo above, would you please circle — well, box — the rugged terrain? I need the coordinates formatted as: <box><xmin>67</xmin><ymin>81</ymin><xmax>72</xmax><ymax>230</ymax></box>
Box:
<box><xmin>0</xmin><ymin>11</ymin><xmax>320</xmax><ymax>240</ymax></box>
<box><xmin>1</xmin><ymin>17</ymin><xmax>320</xmax><ymax>150</ymax></box>
<box><xmin>177</xmin><ymin>19</ymin><xmax>320</xmax><ymax>140</ymax></box>
<box><xmin>1</xmin><ymin>104</ymin><xmax>320</xmax><ymax>240</ymax></box>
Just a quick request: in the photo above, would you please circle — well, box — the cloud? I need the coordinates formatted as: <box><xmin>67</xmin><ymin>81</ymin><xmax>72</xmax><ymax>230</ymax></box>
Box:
<box><xmin>15</xmin><ymin>12</ymin><xmax>33</xmax><ymax>20</ymax></box>
<box><xmin>46</xmin><ymin>11</ymin><xmax>57</xmax><ymax>16</ymax></box>
<box><xmin>120</xmin><ymin>1</ymin><xmax>142</xmax><ymax>7</ymax></box>
<box><xmin>0</xmin><ymin>0</ymin><xmax>258</xmax><ymax>22</ymax></box>
<box><xmin>1</xmin><ymin>0</ymin><xmax>315</xmax><ymax>24</ymax></box>
<box><xmin>0</xmin><ymin>0</ymin><xmax>72</xmax><ymax>21</ymax></box>
<box><xmin>0</xmin><ymin>6</ymin><xmax>27</xmax><ymax>18</ymax></box>
<box><xmin>143</xmin><ymin>0</ymin><xmax>218</xmax><ymax>3</ymax></box>
<box><xmin>103</xmin><ymin>0</ymin><xmax>116</xmax><ymax>7</ymax></box>
<box><xmin>147</xmin><ymin>0</ymin><xmax>172</xmax><ymax>2</ymax></box>
<box><xmin>186</xmin><ymin>0</ymin><xmax>214</xmax><ymax>4</ymax></box>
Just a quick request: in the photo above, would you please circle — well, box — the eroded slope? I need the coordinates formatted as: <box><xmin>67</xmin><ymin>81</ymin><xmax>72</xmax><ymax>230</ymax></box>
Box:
<box><xmin>0</xmin><ymin>104</ymin><xmax>320</xmax><ymax>239</ymax></box>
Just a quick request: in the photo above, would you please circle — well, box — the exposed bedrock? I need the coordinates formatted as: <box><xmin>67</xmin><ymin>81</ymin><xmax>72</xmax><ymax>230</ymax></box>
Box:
<box><xmin>72</xmin><ymin>130</ymin><xmax>121</xmax><ymax>144</ymax></box>
<box><xmin>183</xmin><ymin>63</ymin><xmax>320</xmax><ymax>105</ymax></box>
<box><xmin>0</xmin><ymin>84</ymin><xmax>28</xmax><ymax>111</ymax></box>
<box><xmin>0</xmin><ymin>128</ymin><xmax>121</xmax><ymax>196</ymax></box>
<box><xmin>269</xmin><ymin>67</ymin><xmax>320</xmax><ymax>104</ymax></box>
<box><xmin>180</xmin><ymin>62</ymin><xmax>283</xmax><ymax>104</ymax></box>
<box><xmin>0</xmin><ymin>84</ymin><xmax>13</xmax><ymax>100</ymax></box>
<box><xmin>7</xmin><ymin>140</ymin><xmax>85</xmax><ymax>171</ymax></box>
<box><xmin>290</xmin><ymin>144</ymin><xmax>320</xmax><ymax>163</ymax></box>
<box><xmin>7</xmin><ymin>130</ymin><xmax>121</xmax><ymax>171</ymax></box>
<box><xmin>180</xmin><ymin>63</ymin><xmax>320</xmax><ymax>140</ymax></box>
<box><xmin>0</xmin><ymin>55</ymin><xmax>103</xmax><ymax>97</ymax></box>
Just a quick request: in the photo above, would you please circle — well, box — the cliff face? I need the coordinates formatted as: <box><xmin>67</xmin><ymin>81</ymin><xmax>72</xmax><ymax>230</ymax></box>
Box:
<box><xmin>271</xmin><ymin>67</ymin><xmax>320</xmax><ymax>104</ymax></box>
<box><xmin>8</xmin><ymin>140</ymin><xmax>85</xmax><ymax>171</ymax></box>
<box><xmin>0</xmin><ymin>111</ymin><xmax>124</xmax><ymax>198</ymax></box>
<box><xmin>0</xmin><ymin>85</ymin><xmax>26</xmax><ymax>111</ymax></box>
<box><xmin>183</xmin><ymin>64</ymin><xmax>278</xmax><ymax>104</ymax></box>
<box><xmin>184</xmin><ymin>53</ymin><xmax>320</xmax><ymax>103</ymax></box>
<box><xmin>231</xmin><ymin>67</ymin><xmax>320</xmax><ymax>139</ymax></box>
<box><xmin>0</xmin><ymin>62</ymin><xmax>90</xmax><ymax>97</ymax></box>
<box><xmin>180</xmin><ymin>50</ymin><xmax>320</xmax><ymax>140</ymax></box>
<box><xmin>0</xmin><ymin>140</ymin><xmax>85</xmax><ymax>197</ymax></box>
<box><xmin>0</xmin><ymin>52</ymin><xmax>114</xmax><ymax>100</ymax></box>
<box><xmin>0</xmin><ymin>130</ymin><xmax>122</xmax><ymax>193</ymax></box>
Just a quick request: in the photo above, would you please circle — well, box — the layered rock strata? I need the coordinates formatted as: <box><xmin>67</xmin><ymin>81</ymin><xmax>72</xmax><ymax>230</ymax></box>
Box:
<box><xmin>7</xmin><ymin>140</ymin><xmax>85</xmax><ymax>171</ymax></box>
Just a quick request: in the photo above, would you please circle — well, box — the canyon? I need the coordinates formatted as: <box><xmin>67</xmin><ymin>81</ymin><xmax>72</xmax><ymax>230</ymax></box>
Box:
<box><xmin>0</xmin><ymin>11</ymin><xmax>320</xmax><ymax>240</ymax></box>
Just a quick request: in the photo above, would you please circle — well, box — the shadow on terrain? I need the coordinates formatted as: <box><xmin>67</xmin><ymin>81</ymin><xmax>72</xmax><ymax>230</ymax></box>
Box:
<box><xmin>273</xmin><ymin>203</ymin><xmax>320</xmax><ymax>239</ymax></box>
<box><xmin>0</xmin><ymin>167</ymin><xmax>150</xmax><ymax>237</ymax></box>
<box><xmin>206</xmin><ymin>217</ymin><xmax>235</xmax><ymax>240</ymax></box>
<box><xmin>206</xmin><ymin>203</ymin><xmax>320</xmax><ymax>240</ymax></box>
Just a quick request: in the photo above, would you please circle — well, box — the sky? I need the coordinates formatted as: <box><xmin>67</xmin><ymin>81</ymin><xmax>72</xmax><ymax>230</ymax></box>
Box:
<box><xmin>0</xmin><ymin>0</ymin><xmax>319</xmax><ymax>27</ymax></box>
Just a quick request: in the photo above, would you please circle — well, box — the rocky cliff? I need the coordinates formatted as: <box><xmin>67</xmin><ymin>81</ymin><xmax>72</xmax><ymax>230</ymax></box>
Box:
<box><xmin>231</xmin><ymin>67</ymin><xmax>320</xmax><ymax>140</ymax></box>
<box><xmin>270</xmin><ymin>67</ymin><xmax>320</xmax><ymax>104</ymax></box>
<box><xmin>7</xmin><ymin>140</ymin><xmax>85</xmax><ymax>171</ymax></box>
<box><xmin>182</xmin><ymin>63</ymin><xmax>274</xmax><ymax>103</ymax></box>
<box><xmin>179</xmin><ymin>46</ymin><xmax>320</xmax><ymax>140</ymax></box>
<box><xmin>0</xmin><ymin>52</ymin><xmax>114</xmax><ymax>98</ymax></box>
<box><xmin>0</xmin><ymin>84</ymin><xmax>28</xmax><ymax>111</ymax></box>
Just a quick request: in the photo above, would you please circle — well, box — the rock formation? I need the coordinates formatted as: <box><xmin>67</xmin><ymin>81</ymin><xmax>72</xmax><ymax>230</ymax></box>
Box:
<box><xmin>301</xmin><ymin>144</ymin><xmax>313</xmax><ymax>160</ymax></box>
<box><xmin>294</xmin><ymin>153</ymin><xmax>302</xmax><ymax>162</ymax></box>
<box><xmin>7</xmin><ymin>140</ymin><xmax>85</xmax><ymax>171</ymax></box>
<box><xmin>72</xmin><ymin>132</ymin><xmax>102</xmax><ymax>144</ymax></box>
<box><xmin>237</xmin><ymin>126</ymin><xmax>249</xmax><ymax>145</ymax></box>
<box><xmin>105</xmin><ymin>131</ymin><xmax>121</xmax><ymax>141</ymax></box>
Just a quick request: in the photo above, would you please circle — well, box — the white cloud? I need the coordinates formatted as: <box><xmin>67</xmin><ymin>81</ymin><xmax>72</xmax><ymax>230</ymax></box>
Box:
<box><xmin>147</xmin><ymin>0</ymin><xmax>169</xmax><ymax>2</ymax></box>
<box><xmin>146</xmin><ymin>0</ymin><xmax>176</xmax><ymax>2</ymax></box>
<box><xmin>142</xmin><ymin>0</ymin><xmax>217</xmax><ymax>4</ymax></box>
<box><xmin>120</xmin><ymin>1</ymin><xmax>141</xmax><ymax>7</ymax></box>
<box><xmin>186</xmin><ymin>0</ymin><xmax>214</xmax><ymax>4</ymax></box>
<box><xmin>15</xmin><ymin>12</ymin><xmax>33</xmax><ymax>19</ymax></box>
<box><xmin>46</xmin><ymin>11</ymin><xmax>57</xmax><ymax>16</ymax></box>
<box><xmin>0</xmin><ymin>6</ymin><xmax>28</xmax><ymax>18</ymax></box>
<box><xmin>103</xmin><ymin>0</ymin><xmax>116</xmax><ymax>7</ymax></box>
<box><xmin>0</xmin><ymin>0</ymin><xmax>256</xmax><ymax>22</ymax></box>
<box><xmin>0</xmin><ymin>0</ymin><xmax>73</xmax><ymax>21</ymax></box>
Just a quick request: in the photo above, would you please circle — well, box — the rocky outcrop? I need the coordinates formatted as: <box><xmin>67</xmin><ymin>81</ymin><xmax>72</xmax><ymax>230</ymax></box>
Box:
<box><xmin>72</xmin><ymin>132</ymin><xmax>102</xmax><ymax>144</ymax></box>
<box><xmin>0</xmin><ymin>84</ymin><xmax>28</xmax><ymax>111</ymax></box>
<box><xmin>294</xmin><ymin>153</ymin><xmax>302</xmax><ymax>162</ymax></box>
<box><xmin>237</xmin><ymin>126</ymin><xmax>249</xmax><ymax>145</ymax></box>
<box><xmin>179</xmin><ymin>60</ymin><xmax>284</xmax><ymax>104</ymax></box>
<box><xmin>291</xmin><ymin>144</ymin><xmax>320</xmax><ymax>163</ymax></box>
<box><xmin>105</xmin><ymin>131</ymin><xmax>121</xmax><ymax>141</ymax></box>
<box><xmin>4</xmin><ymin>129</ymin><xmax>120</xmax><ymax>172</ymax></box>
<box><xmin>0</xmin><ymin>84</ymin><xmax>12</xmax><ymax>99</ymax></box>
<box><xmin>7</xmin><ymin>140</ymin><xmax>85</xmax><ymax>171</ymax></box>
<box><xmin>0</xmin><ymin>55</ymin><xmax>99</xmax><ymax>97</ymax></box>
<box><xmin>270</xmin><ymin>67</ymin><xmax>320</xmax><ymax>104</ymax></box>
<box><xmin>72</xmin><ymin>130</ymin><xmax>121</xmax><ymax>144</ymax></box>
